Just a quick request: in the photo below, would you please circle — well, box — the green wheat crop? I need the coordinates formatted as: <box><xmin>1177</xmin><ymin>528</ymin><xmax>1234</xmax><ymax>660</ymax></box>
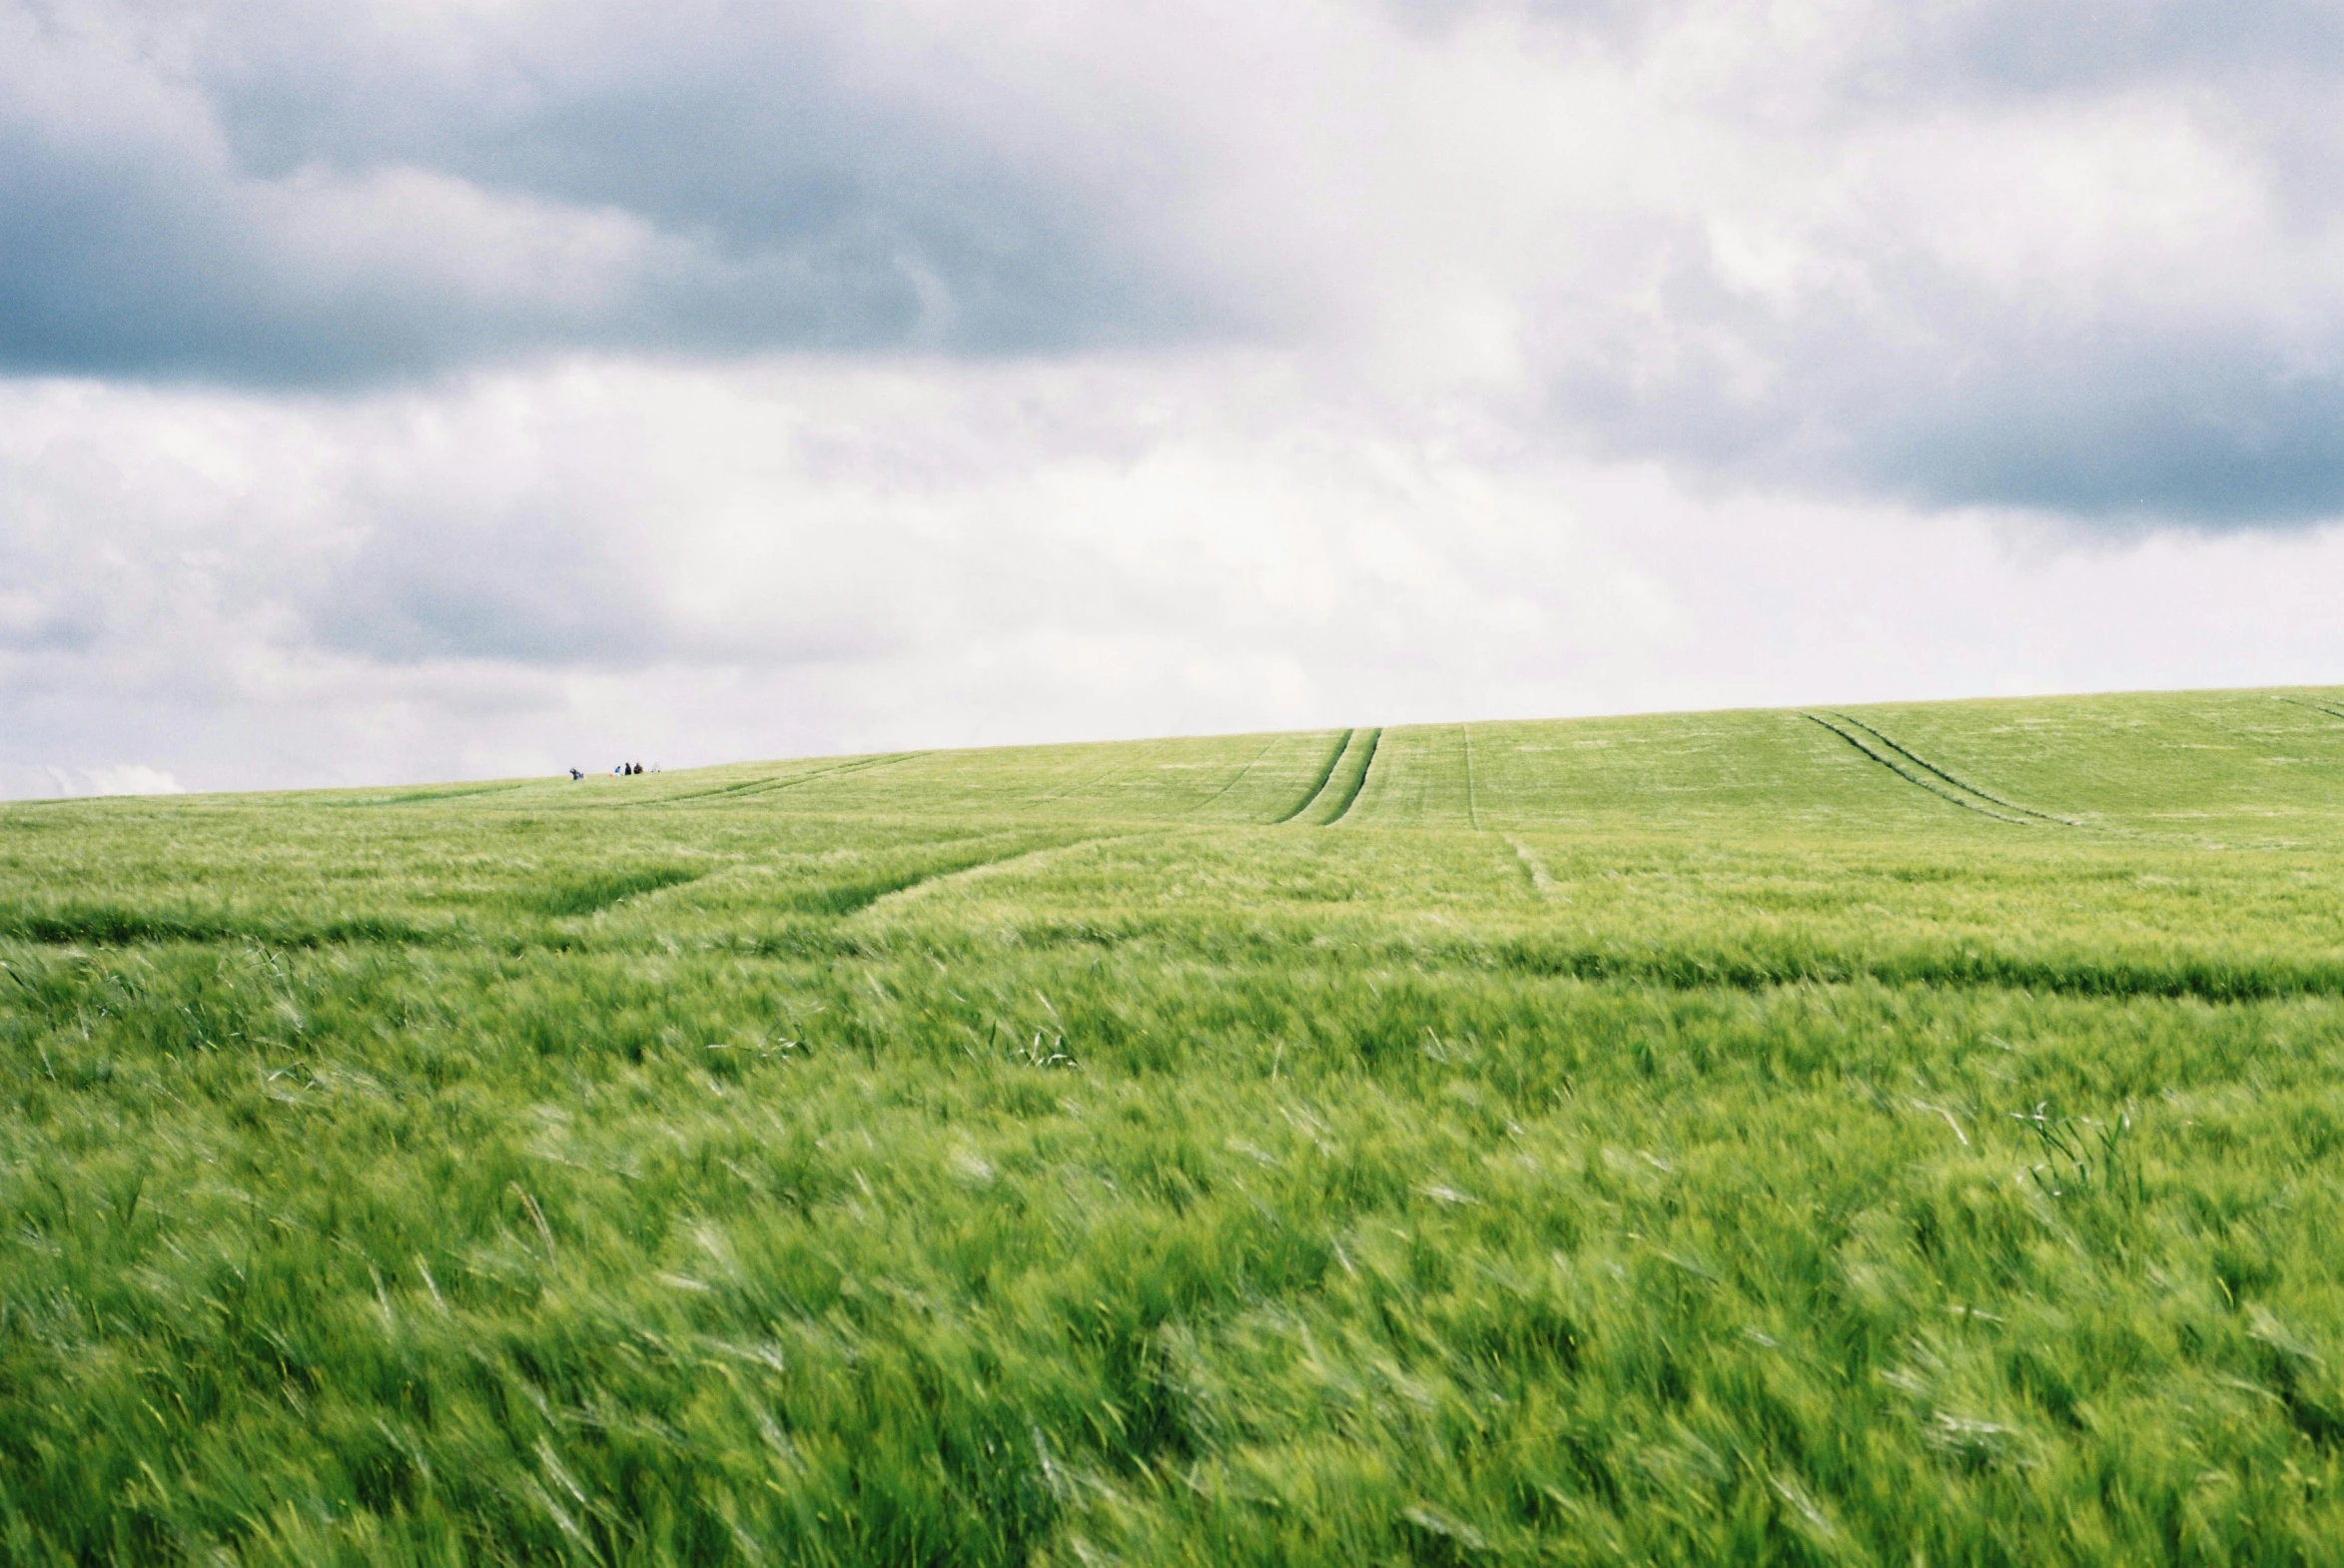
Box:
<box><xmin>10</xmin><ymin>688</ymin><xmax>2344</xmax><ymax>1564</ymax></box>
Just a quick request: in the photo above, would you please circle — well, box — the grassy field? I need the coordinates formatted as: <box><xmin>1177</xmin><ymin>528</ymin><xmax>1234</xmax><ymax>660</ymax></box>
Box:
<box><xmin>10</xmin><ymin>687</ymin><xmax>2344</xmax><ymax>1564</ymax></box>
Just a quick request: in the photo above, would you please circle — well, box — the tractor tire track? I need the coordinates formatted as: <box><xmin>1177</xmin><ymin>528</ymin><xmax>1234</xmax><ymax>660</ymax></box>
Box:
<box><xmin>1035</xmin><ymin>740</ymin><xmax>1177</xmax><ymax>805</ymax></box>
<box><xmin>1313</xmin><ymin>727</ymin><xmax>1382</xmax><ymax>825</ymax></box>
<box><xmin>1463</xmin><ymin>723</ymin><xmax>1483</xmax><ymax>831</ymax></box>
<box><xmin>343</xmin><ymin>781</ymin><xmax>535</xmax><ymax>808</ymax></box>
<box><xmin>1504</xmin><ymin>834</ymin><xmax>1556</xmax><ymax>897</ymax></box>
<box><xmin>1185</xmin><ymin>736</ymin><xmax>1280</xmax><ymax>816</ymax></box>
<box><xmin>622</xmin><ymin>752</ymin><xmax>929</xmax><ymax>809</ymax></box>
<box><xmin>2278</xmin><ymin>694</ymin><xmax>2344</xmax><ymax>725</ymax></box>
<box><xmin>1274</xmin><ymin>730</ymin><xmax>1355</xmax><ymax>823</ymax></box>
<box><xmin>1823</xmin><ymin>713</ymin><xmax>2080</xmax><ymax>826</ymax></box>
<box><xmin>1804</xmin><ymin>714</ymin><xmax>2036</xmax><ymax>825</ymax></box>
<box><xmin>851</xmin><ymin>833</ymin><xmax>1158</xmax><ymax>917</ymax></box>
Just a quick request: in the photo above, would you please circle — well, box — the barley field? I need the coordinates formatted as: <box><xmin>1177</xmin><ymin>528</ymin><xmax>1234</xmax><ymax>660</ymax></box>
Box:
<box><xmin>10</xmin><ymin>688</ymin><xmax>2344</xmax><ymax>1564</ymax></box>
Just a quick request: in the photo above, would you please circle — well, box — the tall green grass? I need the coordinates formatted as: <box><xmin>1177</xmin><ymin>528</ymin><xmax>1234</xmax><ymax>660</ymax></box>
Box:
<box><xmin>9</xmin><ymin>687</ymin><xmax>2344</xmax><ymax>1563</ymax></box>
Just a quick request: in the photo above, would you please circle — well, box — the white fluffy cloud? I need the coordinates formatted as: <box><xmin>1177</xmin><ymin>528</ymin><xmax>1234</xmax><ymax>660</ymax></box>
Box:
<box><xmin>5</xmin><ymin>357</ymin><xmax>2342</xmax><ymax>797</ymax></box>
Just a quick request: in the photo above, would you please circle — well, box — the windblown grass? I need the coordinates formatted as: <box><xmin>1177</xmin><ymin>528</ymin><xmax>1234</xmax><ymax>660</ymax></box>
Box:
<box><xmin>9</xmin><ymin>687</ymin><xmax>2344</xmax><ymax>1563</ymax></box>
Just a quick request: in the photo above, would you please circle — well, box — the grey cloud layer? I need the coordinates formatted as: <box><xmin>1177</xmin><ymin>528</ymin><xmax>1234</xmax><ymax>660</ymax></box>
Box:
<box><xmin>1545</xmin><ymin>255</ymin><xmax>2344</xmax><ymax>525</ymax></box>
<box><xmin>0</xmin><ymin>1</ymin><xmax>1219</xmax><ymax>383</ymax></box>
<box><xmin>1507</xmin><ymin>1</ymin><xmax>2344</xmax><ymax>523</ymax></box>
<box><xmin>9</xmin><ymin>0</ymin><xmax>2344</xmax><ymax>522</ymax></box>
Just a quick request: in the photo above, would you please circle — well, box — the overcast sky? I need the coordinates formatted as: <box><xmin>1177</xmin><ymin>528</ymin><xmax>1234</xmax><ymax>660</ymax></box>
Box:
<box><xmin>7</xmin><ymin>0</ymin><xmax>2344</xmax><ymax>796</ymax></box>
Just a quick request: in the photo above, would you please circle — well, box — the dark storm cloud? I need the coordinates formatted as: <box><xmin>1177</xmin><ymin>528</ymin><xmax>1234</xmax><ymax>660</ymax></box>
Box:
<box><xmin>0</xmin><ymin>1</ymin><xmax>1218</xmax><ymax>386</ymax></box>
<box><xmin>1877</xmin><ymin>0</ymin><xmax>2344</xmax><ymax>101</ymax></box>
<box><xmin>1543</xmin><ymin>240</ymin><xmax>2344</xmax><ymax>526</ymax></box>
<box><xmin>1867</xmin><ymin>344</ymin><xmax>2344</xmax><ymax>525</ymax></box>
<box><xmin>1398</xmin><ymin>0</ymin><xmax>2344</xmax><ymax>94</ymax></box>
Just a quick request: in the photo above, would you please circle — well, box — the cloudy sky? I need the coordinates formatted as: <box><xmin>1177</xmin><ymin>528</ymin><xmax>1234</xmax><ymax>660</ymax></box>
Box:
<box><xmin>6</xmin><ymin>0</ymin><xmax>2344</xmax><ymax>796</ymax></box>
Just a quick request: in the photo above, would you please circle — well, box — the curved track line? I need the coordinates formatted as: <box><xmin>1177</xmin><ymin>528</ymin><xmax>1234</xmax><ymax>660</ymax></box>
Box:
<box><xmin>623</xmin><ymin>752</ymin><xmax>930</xmax><ymax>809</ymax></box>
<box><xmin>1035</xmin><ymin>740</ymin><xmax>1177</xmax><ymax>805</ymax></box>
<box><xmin>1824</xmin><ymin>713</ymin><xmax>2077</xmax><ymax>825</ymax></box>
<box><xmin>1275</xmin><ymin>730</ymin><xmax>1355</xmax><ymax>823</ymax></box>
<box><xmin>851</xmin><ymin>833</ymin><xmax>1156</xmax><ymax>916</ymax></box>
<box><xmin>1503</xmin><ymin>834</ymin><xmax>1555</xmax><ymax>896</ymax></box>
<box><xmin>1462</xmin><ymin>723</ymin><xmax>1482</xmax><ymax>831</ymax></box>
<box><xmin>1804</xmin><ymin>714</ymin><xmax>2034</xmax><ymax>825</ymax></box>
<box><xmin>1318</xmin><ymin>727</ymin><xmax>1382</xmax><ymax>825</ymax></box>
<box><xmin>2278</xmin><ymin>694</ymin><xmax>2344</xmax><ymax>725</ymax></box>
<box><xmin>1185</xmin><ymin>736</ymin><xmax>1281</xmax><ymax>816</ymax></box>
<box><xmin>347</xmin><ymin>782</ymin><xmax>534</xmax><ymax>808</ymax></box>
<box><xmin>627</xmin><ymin>761</ymin><xmax>861</xmax><ymax>806</ymax></box>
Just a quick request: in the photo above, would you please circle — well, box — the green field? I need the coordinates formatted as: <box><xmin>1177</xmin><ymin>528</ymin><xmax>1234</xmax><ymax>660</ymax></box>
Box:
<box><xmin>13</xmin><ymin>688</ymin><xmax>2344</xmax><ymax>1564</ymax></box>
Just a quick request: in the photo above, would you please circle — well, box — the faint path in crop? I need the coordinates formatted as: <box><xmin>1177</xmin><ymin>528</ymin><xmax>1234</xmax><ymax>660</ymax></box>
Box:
<box><xmin>540</xmin><ymin>866</ymin><xmax>706</xmax><ymax>917</ymax></box>
<box><xmin>1184</xmin><ymin>736</ymin><xmax>1280</xmax><ymax>816</ymax></box>
<box><xmin>849</xmin><ymin>833</ymin><xmax>1156</xmax><ymax>917</ymax></box>
<box><xmin>1803</xmin><ymin>714</ymin><xmax>2051</xmax><ymax>826</ymax></box>
<box><xmin>2278</xmin><ymin>694</ymin><xmax>2344</xmax><ymax>724</ymax></box>
<box><xmin>630</xmin><ymin>752</ymin><xmax>930</xmax><ymax>808</ymax></box>
<box><xmin>1274</xmin><ymin>730</ymin><xmax>1355</xmax><ymax>823</ymax></box>
<box><xmin>345</xmin><ymin>781</ymin><xmax>535</xmax><ymax>808</ymax></box>
<box><xmin>1503</xmin><ymin>834</ymin><xmax>1555</xmax><ymax>896</ymax></box>
<box><xmin>1036</xmin><ymin>740</ymin><xmax>1176</xmax><ymax>805</ymax></box>
<box><xmin>1463</xmin><ymin>724</ymin><xmax>1483</xmax><ymax>830</ymax></box>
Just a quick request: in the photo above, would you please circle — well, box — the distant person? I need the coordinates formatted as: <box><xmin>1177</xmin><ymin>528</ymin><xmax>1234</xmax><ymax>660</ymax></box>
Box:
<box><xmin>568</xmin><ymin>768</ymin><xmax>582</xmax><ymax>781</ymax></box>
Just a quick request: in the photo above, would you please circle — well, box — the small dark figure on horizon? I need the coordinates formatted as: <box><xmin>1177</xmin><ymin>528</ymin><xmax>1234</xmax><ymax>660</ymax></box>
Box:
<box><xmin>569</xmin><ymin>768</ymin><xmax>582</xmax><ymax>781</ymax></box>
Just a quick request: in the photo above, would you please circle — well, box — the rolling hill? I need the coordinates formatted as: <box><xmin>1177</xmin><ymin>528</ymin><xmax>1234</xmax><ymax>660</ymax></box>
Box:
<box><xmin>8</xmin><ymin>687</ymin><xmax>2344</xmax><ymax>1563</ymax></box>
